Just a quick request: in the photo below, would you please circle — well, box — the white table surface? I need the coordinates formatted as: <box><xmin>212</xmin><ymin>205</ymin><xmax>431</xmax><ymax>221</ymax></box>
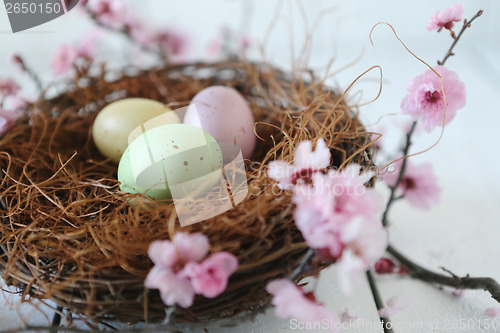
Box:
<box><xmin>1</xmin><ymin>1</ymin><xmax>499</xmax><ymax>332</ymax></box>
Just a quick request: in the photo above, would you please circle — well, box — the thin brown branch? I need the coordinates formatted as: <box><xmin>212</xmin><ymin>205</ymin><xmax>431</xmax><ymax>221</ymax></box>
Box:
<box><xmin>387</xmin><ymin>245</ymin><xmax>500</xmax><ymax>303</ymax></box>
<box><xmin>85</xmin><ymin>12</ymin><xmax>166</xmax><ymax>61</ymax></box>
<box><xmin>438</xmin><ymin>10</ymin><xmax>483</xmax><ymax>66</ymax></box>
<box><xmin>381</xmin><ymin>121</ymin><xmax>417</xmax><ymax>227</ymax></box>
<box><xmin>367</xmin><ymin>270</ymin><xmax>395</xmax><ymax>333</ymax></box>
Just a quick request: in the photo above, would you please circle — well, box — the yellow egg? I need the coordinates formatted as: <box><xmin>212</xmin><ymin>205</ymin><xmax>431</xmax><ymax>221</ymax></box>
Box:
<box><xmin>92</xmin><ymin>98</ymin><xmax>180</xmax><ymax>163</ymax></box>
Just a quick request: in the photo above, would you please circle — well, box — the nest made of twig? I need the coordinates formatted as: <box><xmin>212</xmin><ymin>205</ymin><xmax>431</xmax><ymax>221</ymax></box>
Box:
<box><xmin>0</xmin><ymin>60</ymin><xmax>373</xmax><ymax>328</ymax></box>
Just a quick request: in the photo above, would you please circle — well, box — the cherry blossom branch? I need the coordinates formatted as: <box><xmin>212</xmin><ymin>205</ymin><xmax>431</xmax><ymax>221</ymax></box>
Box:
<box><xmin>381</xmin><ymin>121</ymin><xmax>417</xmax><ymax>227</ymax></box>
<box><xmin>85</xmin><ymin>13</ymin><xmax>166</xmax><ymax>61</ymax></box>
<box><xmin>437</xmin><ymin>10</ymin><xmax>483</xmax><ymax>66</ymax></box>
<box><xmin>387</xmin><ymin>245</ymin><xmax>500</xmax><ymax>303</ymax></box>
<box><xmin>11</xmin><ymin>54</ymin><xmax>44</xmax><ymax>92</ymax></box>
<box><xmin>367</xmin><ymin>270</ymin><xmax>395</xmax><ymax>333</ymax></box>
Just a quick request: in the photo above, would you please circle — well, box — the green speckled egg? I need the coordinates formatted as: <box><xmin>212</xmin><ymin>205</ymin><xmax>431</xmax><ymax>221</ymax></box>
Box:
<box><xmin>117</xmin><ymin>124</ymin><xmax>224</xmax><ymax>200</ymax></box>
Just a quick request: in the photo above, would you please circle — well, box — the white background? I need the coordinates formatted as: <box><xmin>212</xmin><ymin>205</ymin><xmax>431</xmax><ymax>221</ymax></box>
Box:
<box><xmin>1</xmin><ymin>0</ymin><xmax>499</xmax><ymax>332</ymax></box>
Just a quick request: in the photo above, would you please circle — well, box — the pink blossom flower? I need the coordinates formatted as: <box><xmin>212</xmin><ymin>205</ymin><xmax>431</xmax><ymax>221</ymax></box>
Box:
<box><xmin>374</xmin><ymin>257</ymin><xmax>397</xmax><ymax>274</ymax></box>
<box><xmin>77</xmin><ymin>29</ymin><xmax>101</xmax><ymax>60</ymax></box>
<box><xmin>291</xmin><ymin>164</ymin><xmax>386</xmax><ymax>292</ymax></box>
<box><xmin>485</xmin><ymin>306</ymin><xmax>500</xmax><ymax>317</ymax></box>
<box><xmin>51</xmin><ymin>44</ymin><xmax>79</xmax><ymax>75</ymax></box>
<box><xmin>268</xmin><ymin>138</ymin><xmax>330</xmax><ymax>190</ymax></box>
<box><xmin>144</xmin><ymin>266</ymin><xmax>195</xmax><ymax>308</ymax></box>
<box><xmin>336</xmin><ymin>249</ymin><xmax>367</xmax><ymax>293</ymax></box>
<box><xmin>0</xmin><ymin>107</ymin><xmax>21</xmax><ymax>136</ymax></box>
<box><xmin>0</xmin><ymin>78</ymin><xmax>20</xmax><ymax>97</ymax></box>
<box><xmin>182</xmin><ymin>252</ymin><xmax>238</xmax><ymax>298</ymax></box>
<box><xmin>341</xmin><ymin>217</ymin><xmax>387</xmax><ymax>264</ymax></box>
<box><xmin>87</xmin><ymin>0</ymin><xmax>127</xmax><ymax>29</ymax></box>
<box><xmin>126</xmin><ymin>15</ymin><xmax>190</xmax><ymax>63</ymax></box>
<box><xmin>336</xmin><ymin>217</ymin><xmax>387</xmax><ymax>292</ymax></box>
<box><xmin>293</xmin><ymin>206</ymin><xmax>343</xmax><ymax>258</ymax></box>
<box><xmin>401</xmin><ymin>65</ymin><xmax>466</xmax><ymax>132</ymax></box>
<box><xmin>148</xmin><ymin>232</ymin><xmax>210</xmax><ymax>268</ymax></box>
<box><xmin>427</xmin><ymin>4</ymin><xmax>464</xmax><ymax>32</ymax></box>
<box><xmin>378</xmin><ymin>296</ymin><xmax>410</xmax><ymax>317</ymax></box>
<box><xmin>152</xmin><ymin>31</ymin><xmax>187</xmax><ymax>57</ymax></box>
<box><xmin>266</xmin><ymin>279</ymin><xmax>337</xmax><ymax>331</ymax></box>
<box><xmin>384</xmin><ymin>160</ymin><xmax>441</xmax><ymax>210</ymax></box>
<box><xmin>145</xmin><ymin>232</ymin><xmax>237</xmax><ymax>308</ymax></box>
<box><xmin>292</xmin><ymin>165</ymin><xmax>382</xmax><ymax>258</ymax></box>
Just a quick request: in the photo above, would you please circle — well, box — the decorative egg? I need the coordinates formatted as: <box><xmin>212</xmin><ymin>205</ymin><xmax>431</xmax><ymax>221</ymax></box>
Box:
<box><xmin>92</xmin><ymin>98</ymin><xmax>180</xmax><ymax>163</ymax></box>
<box><xmin>183</xmin><ymin>86</ymin><xmax>256</xmax><ymax>159</ymax></box>
<box><xmin>117</xmin><ymin>124</ymin><xmax>224</xmax><ymax>200</ymax></box>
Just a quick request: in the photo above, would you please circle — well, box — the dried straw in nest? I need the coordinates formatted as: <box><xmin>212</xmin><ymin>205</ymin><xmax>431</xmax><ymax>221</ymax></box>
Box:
<box><xmin>0</xmin><ymin>61</ymin><xmax>373</xmax><ymax>328</ymax></box>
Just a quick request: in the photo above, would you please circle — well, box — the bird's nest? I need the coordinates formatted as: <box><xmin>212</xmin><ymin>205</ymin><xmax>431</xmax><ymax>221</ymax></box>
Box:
<box><xmin>0</xmin><ymin>61</ymin><xmax>373</xmax><ymax>329</ymax></box>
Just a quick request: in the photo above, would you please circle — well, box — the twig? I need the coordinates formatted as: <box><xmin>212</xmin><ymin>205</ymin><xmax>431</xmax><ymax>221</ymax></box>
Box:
<box><xmin>11</xmin><ymin>54</ymin><xmax>44</xmax><ymax>92</ymax></box>
<box><xmin>387</xmin><ymin>245</ymin><xmax>500</xmax><ymax>303</ymax></box>
<box><xmin>85</xmin><ymin>13</ymin><xmax>166</xmax><ymax>61</ymax></box>
<box><xmin>50</xmin><ymin>306</ymin><xmax>63</xmax><ymax>332</ymax></box>
<box><xmin>377</xmin><ymin>8</ymin><xmax>500</xmax><ymax>307</ymax></box>
<box><xmin>366</xmin><ymin>270</ymin><xmax>395</xmax><ymax>333</ymax></box>
<box><xmin>438</xmin><ymin>10</ymin><xmax>483</xmax><ymax>66</ymax></box>
<box><xmin>381</xmin><ymin>121</ymin><xmax>417</xmax><ymax>227</ymax></box>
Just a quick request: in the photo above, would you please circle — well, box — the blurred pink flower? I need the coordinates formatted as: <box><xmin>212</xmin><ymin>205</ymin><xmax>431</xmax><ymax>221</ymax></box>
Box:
<box><xmin>0</xmin><ymin>107</ymin><xmax>21</xmax><ymax>136</ymax></box>
<box><xmin>144</xmin><ymin>266</ymin><xmax>195</xmax><ymax>308</ymax></box>
<box><xmin>378</xmin><ymin>296</ymin><xmax>410</xmax><ymax>317</ymax></box>
<box><xmin>341</xmin><ymin>217</ymin><xmax>387</xmax><ymax>264</ymax></box>
<box><xmin>384</xmin><ymin>160</ymin><xmax>441</xmax><ymax>210</ymax></box>
<box><xmin>51</xmin><ymin>44</ymin><xmax>78</xmax><ymax>75</ymax></box>
<box><xmin>484</xmin><ymin>306</ymin><xmax>500</xmax><ymax>317</ymax></box>
<box><xmin>0</xmin><ymin>78</ymin><xmax>20</xmax><ymax>97</ymax></box>
<box><xmin>266</xmin><ymin>279</ymin><xmax>337</xmax><ymax>331</ymax></box>
<box><xmin>292</xmin><ymin>165</ymin><xmax>381</xmax><ymax>255</ymax></box>
<box><xmin>374</xmin><ymin>257</ymin><xmax>397</xmax><ymax>274</ymax></box>
<box><xmin>126</xmin><ymin>14</ymin><xmax>190</xmax><ymax>62</ymax></box>
<box><xmin>336</xmin><ymin>249</ymin><xmax>367</xmax><ymax>293</ymax></box>
<box><xmin>293</xmin><ymin>206</ymin><xmax>343</xmax><ymax>258</ymax></box>
<box><xmin>182</xmin><ymin>252</ymin><xmax>238</xmax><ymax>298</ymax></box>
<box><xmin>427</xmin><ymin>4</ymin><xmax>464</xmax><ymax>32</ymax></box>
<box><xmin>401</xmin><ymin>65</ymin><xmax>466</xmax><ymax>132</ymax></box>
<box><xmin>152</xmin><ymin>31</ymin><xmax>187</xmax><ymax>57</ymax></box>
<box><xmin>87</xmin><ymin>0</ymin><xmax>127</xmax><ymax>29</ymax></box>
<box><xmin>268</xmin><ymin>138</ymin><xmax>330</xmax><ymax>190</ymax></box>
<box><xmin>77</xmin><ymin>29</ymin><xmax>101</xmax><ymax>60</ymax></box>
<box><xmin>148</xmin><ymin>232</ymin><xmax>210</xmax><ymax>268</ymax></box>
<box><xmin>146</xmin><ymin>232</ymin><xmax>237</xmax><ymax>308</ymax></box>
<box><xmin>337</xmin><ymin>217</ymin><xmax>387</xmax><ymax>292</ymax></box>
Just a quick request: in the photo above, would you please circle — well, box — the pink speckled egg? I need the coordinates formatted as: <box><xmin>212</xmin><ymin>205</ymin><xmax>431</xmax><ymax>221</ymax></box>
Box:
<box><xmin>183</xmin><ymin>86</ymin><xmax>256</xmax><ymax>159</ymax></box>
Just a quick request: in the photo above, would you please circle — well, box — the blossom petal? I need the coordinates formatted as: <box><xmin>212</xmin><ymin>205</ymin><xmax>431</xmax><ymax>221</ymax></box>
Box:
<box><xmin>485</xmin><ymin>306</ymin><xmax>500</xmax><ymax>317</ymax></box>
<box><xmin>294</xmin><ymin>138</ymin><xmax>330</xmax><ymax>170</ymax></box>
<box><xmin>337</xmin><ymin>249</ymin><xmax>366</xmax><ymax>293</ymax></box>
<box><xmin>268</xmin><ymin>160</ymin><xmax>295</xmax><ymax>189</ymax></box>
<box><xmin>147</xmin><ymin>240</ymin><xmax>178</xmax><ymax>267</ymax></box>
<box><xmin>266</xmin><ymin>279</ymin><xmax>337</xmax><ymax>331</ymax></box>
<box><xmin>182</xmin><ymin>252</ymin><xmax>238</xmax><ymax>298</ymax></box>
<box><xmin>174</xmin><ymin>232</ymin><xmax>210</xmax><ymax>262</ymax></box>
